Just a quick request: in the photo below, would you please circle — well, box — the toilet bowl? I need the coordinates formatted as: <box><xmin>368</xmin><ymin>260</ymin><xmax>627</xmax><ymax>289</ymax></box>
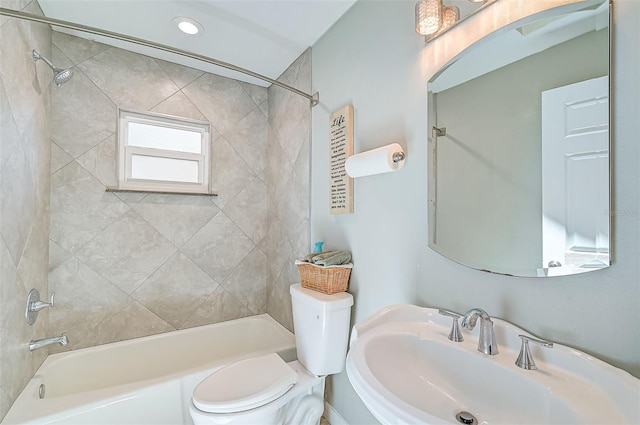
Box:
<box><xmin>189</xmin><ymin>284</ymin><xmax>354</xmax><ymax>425</ymax></box>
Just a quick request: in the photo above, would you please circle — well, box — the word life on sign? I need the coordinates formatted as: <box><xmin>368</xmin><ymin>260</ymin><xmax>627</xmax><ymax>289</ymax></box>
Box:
<box><xmin>329</xmin><ymin>105</ymin><xmax>354</xmax><ymax>215</ymax></box>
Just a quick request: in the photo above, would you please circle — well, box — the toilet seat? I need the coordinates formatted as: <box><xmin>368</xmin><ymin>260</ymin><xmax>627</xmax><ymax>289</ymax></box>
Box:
<box><xmin>192</xmin><ymin>353</ymin><xmax>298</xmax><ymax>414</ymax></box>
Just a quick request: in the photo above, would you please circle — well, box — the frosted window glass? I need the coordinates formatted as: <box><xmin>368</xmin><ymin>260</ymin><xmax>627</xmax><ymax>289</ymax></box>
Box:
<box><xmin>131</xmin><ymin>155</ymin><xmax>199</xmax><ymax>183</ymax></box>
<box><xmin>128</xmin><ymin>122</ymin><xmax>202</xmax><ymax>153</ymax></box>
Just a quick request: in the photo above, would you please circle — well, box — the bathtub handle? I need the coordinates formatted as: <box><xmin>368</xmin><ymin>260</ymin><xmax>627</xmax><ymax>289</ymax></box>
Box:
<box><xmin>31</xmin><ymin>292</ymin><xmax>55</xmax><ymax>312</ymax></box>
<box><xmin>25</xmin><ymin>289</ymin><xmax>56</xmax><ymax>325</ymax></box>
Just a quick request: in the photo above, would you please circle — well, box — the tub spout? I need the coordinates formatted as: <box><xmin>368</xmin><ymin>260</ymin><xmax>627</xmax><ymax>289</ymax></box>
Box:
<box><xmin>29</xmin><ymin>333</ymin><xmax>68</xmax><ymax>351</ymax></box>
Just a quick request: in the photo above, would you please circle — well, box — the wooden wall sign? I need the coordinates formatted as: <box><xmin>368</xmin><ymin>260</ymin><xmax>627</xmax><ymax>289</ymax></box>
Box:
<box><xmin>329</xmin><ymin>105</ymin><xmax>354</xmax><ymax>215</ymax></box>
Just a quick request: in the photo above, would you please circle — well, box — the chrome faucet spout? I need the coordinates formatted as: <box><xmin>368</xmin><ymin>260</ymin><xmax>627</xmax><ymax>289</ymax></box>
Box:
<box><xmin>461</xmin><ymin>308</ymin><xmax>498</xmax><ymax>355</ymax></box>
<box><xmin>29</xmin><ymin>333</ymin><xmax>68</xmax><ymax>352</ymax></box>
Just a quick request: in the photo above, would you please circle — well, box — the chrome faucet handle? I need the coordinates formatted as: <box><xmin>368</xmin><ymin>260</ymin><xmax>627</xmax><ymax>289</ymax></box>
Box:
<box><xmin>438</xmin><ymin>309</ymin><xmax>464</xmax><ymax>342</ymax></box>
<box><xmin>25</xmin><ymin>289</ymin><xmax>56</xmax><ymax>325</ymax></box>
<box><xmin>30</xmin><ymin>292</ymin><xmax>55</xmax><ymax>312</ymax></box>
<box><xmin>516</xmin><ymin>335</ymin><xmax>553</xmax><ymax>370</ymax></box>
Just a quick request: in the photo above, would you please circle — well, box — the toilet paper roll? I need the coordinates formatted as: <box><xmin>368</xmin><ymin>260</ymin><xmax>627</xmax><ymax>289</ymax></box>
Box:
<box><xmin>344</xmin><ymin>143</ymin><xmax>405</xmax><ymax>178</ymax></box>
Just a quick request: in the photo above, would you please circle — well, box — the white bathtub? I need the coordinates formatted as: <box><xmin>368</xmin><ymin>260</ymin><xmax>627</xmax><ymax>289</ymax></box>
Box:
<box><xmin>3</xmin><ymin>314</ymin><xmax>296</xmax><ymax>425</ymax></box>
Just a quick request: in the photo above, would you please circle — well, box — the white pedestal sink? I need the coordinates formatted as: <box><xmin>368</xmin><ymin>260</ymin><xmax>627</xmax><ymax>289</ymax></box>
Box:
<box><xmin>346</xmin><ymin>304</ymin><xmax>640</xmax><ymax>425</ymax></box>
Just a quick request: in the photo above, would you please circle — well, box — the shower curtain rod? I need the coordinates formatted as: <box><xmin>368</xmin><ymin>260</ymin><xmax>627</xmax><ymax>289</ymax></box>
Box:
<box><xmin>0</xmin><ymin>7</ymin><xmax>319</xmax><ymax>107</ymax></box>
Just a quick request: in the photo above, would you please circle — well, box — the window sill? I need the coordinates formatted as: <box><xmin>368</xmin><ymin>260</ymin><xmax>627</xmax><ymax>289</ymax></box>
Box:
<box><xmin>105</xmin><ymin>186</ymin><xmax>218</xmax><ymax>197</ymax></box>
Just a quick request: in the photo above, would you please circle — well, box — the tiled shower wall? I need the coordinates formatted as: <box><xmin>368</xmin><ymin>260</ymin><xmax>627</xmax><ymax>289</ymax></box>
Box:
<box><xmin>0</xmin><ymin>1</ymin><xmax>52</xmax><ymax>418</ymax></box>
<box><xmin>265</xmin><ymin>51</ymin><xmax>311</xmax><ymax>331</ymax></box>
<box><xmin>47</xmin><ymin>32</ymin><xmax>311</xmax><ymax>350</ymax></box>
<box><xmin>48</xmin><ymin>32</ymin><xmax>273</xmax><ymax>351</ymax></box>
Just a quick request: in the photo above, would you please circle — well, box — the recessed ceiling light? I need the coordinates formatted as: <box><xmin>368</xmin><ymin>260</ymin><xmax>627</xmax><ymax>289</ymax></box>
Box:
<box><xmin>172</xmin><ymin>17</ymin><xmax>204</xmax><ymax>35</ymax></box>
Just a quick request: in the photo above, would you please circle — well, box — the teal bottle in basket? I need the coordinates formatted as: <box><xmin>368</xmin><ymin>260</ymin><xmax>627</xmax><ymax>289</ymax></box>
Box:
<box><xmin>313</xmin><ymin>241</ymin><xmax>324</xmax><ymax>253</ymax></box>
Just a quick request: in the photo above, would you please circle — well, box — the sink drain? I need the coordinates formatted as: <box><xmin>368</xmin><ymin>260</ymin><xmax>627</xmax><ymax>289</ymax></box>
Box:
<box><xmin>455</xmin><ymin>411</ymin><xmax>478</xmax><ymax>425</ymax></box>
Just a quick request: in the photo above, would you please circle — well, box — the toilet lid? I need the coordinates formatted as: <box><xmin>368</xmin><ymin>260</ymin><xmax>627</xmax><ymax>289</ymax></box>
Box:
<box><xmin>192</xmin><ymin>353</ymin><xmax>297</xmax><ymax>414</ymax></box>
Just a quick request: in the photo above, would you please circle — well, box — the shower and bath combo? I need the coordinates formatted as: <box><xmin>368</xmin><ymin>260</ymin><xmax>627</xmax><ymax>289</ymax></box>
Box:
<box><xmin>31</xmin><ymin>49</ymin><xmax>74</xmax><ymax>86</ymax></box>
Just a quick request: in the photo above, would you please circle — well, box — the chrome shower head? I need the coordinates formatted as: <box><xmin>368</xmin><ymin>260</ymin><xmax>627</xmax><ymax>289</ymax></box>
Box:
<box><xmin>32</xmin><ymin>49</ymin><xmax>74</xmax><ymax>87</ymax></box>
<box><xmin>53</xmin><ymin>68</ymin><xmax>74</xmax><ymax>86</ymax></box>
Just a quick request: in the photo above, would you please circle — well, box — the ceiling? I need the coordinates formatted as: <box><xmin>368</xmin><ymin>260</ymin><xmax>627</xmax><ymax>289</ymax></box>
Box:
<box><xmin>38</xmin><ymin>0</ymin><xmax>357</xmax><ymax>87</ymax></box>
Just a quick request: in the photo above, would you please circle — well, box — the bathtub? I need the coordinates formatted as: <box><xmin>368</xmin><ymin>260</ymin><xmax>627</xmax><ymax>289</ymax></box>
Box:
<box><xmin>3</xmin><ymin>314</ymin><xmax>296</xmax><ymax>425</ymax></box>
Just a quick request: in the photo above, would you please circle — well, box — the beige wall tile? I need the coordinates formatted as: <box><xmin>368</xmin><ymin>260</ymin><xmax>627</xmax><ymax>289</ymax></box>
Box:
<box><xmin>50</xmin><ymin>68</ymin><xmax>116</xmax><ymax>158</ymax></box>
<box><xmin>75</xmin><ymin>210</ymin><xmax>177</xmax><ymax>294</ymax></box>
<box><xmin>181</xmin><ymin>286</ymin><xmax>252</xmax><ymax>329</ymax></box>
<box><xmin>0</xmin><ymin>10</ymin><xmax>52</xmax><ymax>419</ymax></box>
<box><xmin>223</xmin><ymin>108</ymin><xmax>268</xmax><ymax>174</ymax></box>
<box><xmin>266</xmin><ymin>50</ymin><xmax>311</xmax><ymax>330</ymax></box>
<box><xmin>49</xmin><ymin>257</ymin><xmax>131</xmax><ymax>351</ymax></box>
<box><xmin>52</xmin><ymin>31</ymin><xmax>109</xmax><ymax>65</ymax></box>
<box><xmin>224</xmin><ymin>177</ymin><xmax>268</xmax><ymax>244</ymax></box>
<box><xmin>74</xmin><ymin>301</ymin><xmax>173</xmax><ymax>349</ymax></box>
<box><xmin>132</xmin><ymin>252</ymin><xmax>218</xmax><ymax>328</ymax></box>
<box><xmin>155</xmin><ymin>58</ymin><xmax>204</xmax><ymax>89</ymax></box>
<box><xmin>221</xmin><ymin>247</ymin><xmax>267</xmax><ymax>314</ymax></box>
<box><xmin>78</xmin><ymin>48</ymin><xmax>180</xmax><ymax>111</ymax></box>
<box><xmin>182</xmin><ymin>73</ymin><xmax>258</xmax><ymax>134</ymax></box>
<box><xmin>50</xmin><ymin>161</ymin><xmax>129</xmax><ymax>253</ymax></box>
<box><xmin>182</xmin><ymin>212</ymin><xmax>255</xmax><ymax>283</ymax></box>
<box><xmin>151</xmin><ymin>91</ymin><xmax>207</xmax><ymax>122</ymax></box>
<box><xmin>130</xmin><ymin>194</ymin><xmax>220</xmax><ymax>247</ymax></box>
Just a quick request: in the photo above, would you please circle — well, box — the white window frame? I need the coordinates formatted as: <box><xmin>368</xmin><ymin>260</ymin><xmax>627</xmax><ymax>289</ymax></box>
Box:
<box><xmin>116</xmin><ymin>108</ymin><xmax>212</xmax><ymax>194</ymax></box>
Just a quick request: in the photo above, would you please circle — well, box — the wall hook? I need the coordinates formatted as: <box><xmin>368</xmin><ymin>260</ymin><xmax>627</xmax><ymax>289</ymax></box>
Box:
<box><xmin>432</xmin><ymin>126</ymin><xmax>447</xmax><ymax>137</ymax></box>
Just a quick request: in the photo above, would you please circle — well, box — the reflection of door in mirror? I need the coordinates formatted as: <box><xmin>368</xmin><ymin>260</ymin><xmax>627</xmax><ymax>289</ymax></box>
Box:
<box><xmin>541</xmin><ymin>76</ymin><xmax>609</xmax><ymax>276</ymax></box>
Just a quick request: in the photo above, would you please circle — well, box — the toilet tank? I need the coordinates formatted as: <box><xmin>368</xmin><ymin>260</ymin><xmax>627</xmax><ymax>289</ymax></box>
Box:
<box><xmin>289</xmin><ymin>284</ymin><xmax>354</xmax><ymax>376</ymax></box>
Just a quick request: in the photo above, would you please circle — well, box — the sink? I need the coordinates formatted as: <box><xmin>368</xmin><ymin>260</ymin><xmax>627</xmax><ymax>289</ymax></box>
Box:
<box><xmin>346</xmin><ymin>305</ymin><xmax>640</xmax><ymax>425</ymax></box>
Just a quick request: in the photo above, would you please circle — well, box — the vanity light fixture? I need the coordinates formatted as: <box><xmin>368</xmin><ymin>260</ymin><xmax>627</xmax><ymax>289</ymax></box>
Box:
<box><xmin>415</xmin><ymin>0</ymin><xmax>442</xmax><ymax>36</ymax></box>
<box><xmin>442</xmin><ymin>5</ymin><xmax>460</xmax><ymax>30</ymax></box>
<box><xmin>172</xmin><ymin>17</ymin><xmax>204</xmax><ymax>35</ymax></box>
<box><xmin>417</xmin><ymin>0</ymin><xmax>492</xmax><ymax>39</ymax></box>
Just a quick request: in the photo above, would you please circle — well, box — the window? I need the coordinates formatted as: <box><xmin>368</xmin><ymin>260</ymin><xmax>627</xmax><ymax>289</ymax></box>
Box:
<box><xmin>116</xmin><ymin>109</ymin><xmax>212</xmax><ymax>194</ymax></box>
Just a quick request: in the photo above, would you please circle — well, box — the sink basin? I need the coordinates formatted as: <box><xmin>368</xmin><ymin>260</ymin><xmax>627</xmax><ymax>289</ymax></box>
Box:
<box><xmin>346</xmin><ymin>305</ymin><xmax>640</xmax><ymax>425</ymax></box>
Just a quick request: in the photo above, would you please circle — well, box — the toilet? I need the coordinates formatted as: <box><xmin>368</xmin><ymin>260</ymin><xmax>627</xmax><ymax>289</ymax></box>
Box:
<box><xmin>189</xmin><ymin>283</ymin><xmax>354</xmax><ymax>425</ymax></box>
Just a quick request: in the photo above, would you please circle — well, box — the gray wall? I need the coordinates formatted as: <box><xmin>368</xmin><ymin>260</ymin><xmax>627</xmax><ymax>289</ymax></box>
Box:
<box><xmin>311</xmin><ymin>1</ymin><xmax>639</xmax><ymax>424</ymax></box>
<box><xmin>0</xmin><ymin>0</ymin><xmax>51</xmax><ymax>419</ymax></box>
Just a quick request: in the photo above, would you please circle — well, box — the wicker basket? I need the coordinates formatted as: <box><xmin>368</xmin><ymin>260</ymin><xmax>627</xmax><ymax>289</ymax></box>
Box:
<box><xmin>295</xmin><ymin>260</ymin><xmax>352</xmax><ymax>294</ymax></box>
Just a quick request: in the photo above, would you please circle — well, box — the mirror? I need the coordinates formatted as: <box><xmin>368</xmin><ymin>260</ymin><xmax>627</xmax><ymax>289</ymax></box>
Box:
<box><xmin>427</xmin><ymin>1</ymin><xmax>610</xmax><ymax>277</ymax></box>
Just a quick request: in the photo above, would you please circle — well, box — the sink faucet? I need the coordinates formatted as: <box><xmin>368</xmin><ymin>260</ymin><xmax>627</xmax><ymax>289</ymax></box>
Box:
<box><xmin>29</xmin><ymin>333</ymin><xmax>68</xmax><ymax>352</ymax></box>
<box><xmin>461</xmin><ymin>308</ymin><xmax>498</xmax><ymax>355</ymax></box>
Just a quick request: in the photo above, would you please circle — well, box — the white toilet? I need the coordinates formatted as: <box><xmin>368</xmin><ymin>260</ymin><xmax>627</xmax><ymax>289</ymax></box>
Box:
<box><xmin>189</xmin><ymin>283</ymin><xmax>354</xmax><ymax>425</ymax></box>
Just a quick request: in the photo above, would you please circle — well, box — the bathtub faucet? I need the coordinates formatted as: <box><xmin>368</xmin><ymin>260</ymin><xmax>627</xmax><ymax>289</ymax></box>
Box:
<box><xmin>29</xmin><ymin>333</ymin><xmax>68</xmax><ymax>351</ymax></box>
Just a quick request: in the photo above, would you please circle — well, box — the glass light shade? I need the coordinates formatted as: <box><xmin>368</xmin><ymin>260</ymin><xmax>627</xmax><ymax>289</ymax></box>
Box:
<box><xmin>415</xmin><ymin>0</ymin><xmax>443</xmax><ymax>36</ymax></box>
<box><xmin>442</xmin><ymin>5</ymin><xmax>460</xmax><ymax>30</ymax></box>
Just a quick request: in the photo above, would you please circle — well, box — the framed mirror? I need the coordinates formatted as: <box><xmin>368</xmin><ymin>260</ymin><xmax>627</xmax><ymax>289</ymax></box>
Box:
<box><xmin>427</xmin><ymin>1</ymin><xmax>610</xmax><ymax>277</ymax></box>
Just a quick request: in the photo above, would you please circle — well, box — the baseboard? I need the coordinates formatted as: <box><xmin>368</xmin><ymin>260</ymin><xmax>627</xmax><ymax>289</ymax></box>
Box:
<box><xmin>324</xmin><ymin>401</ymin><xmax>349</xmax><ymax>425</ymax></box>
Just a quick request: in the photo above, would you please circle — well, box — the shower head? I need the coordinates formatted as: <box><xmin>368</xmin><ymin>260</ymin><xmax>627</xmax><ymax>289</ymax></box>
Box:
<box><xmin>52</xmin><ymin>68</ymin><xmax>74</xmax><ymax>86</ymax></box>
<box><xmin>32</xmin><ymin>49</ymin><xmax>74</xmax><ymax>87</ymax></box>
